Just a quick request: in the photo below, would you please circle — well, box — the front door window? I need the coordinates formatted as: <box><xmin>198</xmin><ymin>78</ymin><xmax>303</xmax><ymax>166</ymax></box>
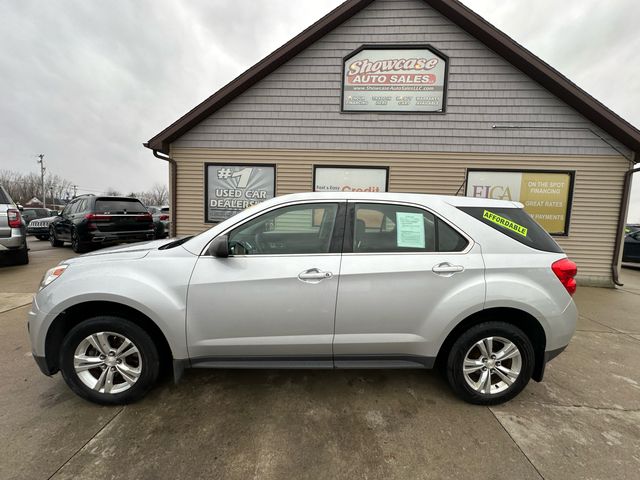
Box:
<box><xmin>228</xmin><ymin>203</ymin><xmax>340</xmax><ymax>255</ymax></box>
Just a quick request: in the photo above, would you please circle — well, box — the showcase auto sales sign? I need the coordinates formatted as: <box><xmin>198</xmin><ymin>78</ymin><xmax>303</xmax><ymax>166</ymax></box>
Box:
<box><xmin>343</xmin><ymin>47</ymin><xmax>448</xmax><ymax>112</ymax></box>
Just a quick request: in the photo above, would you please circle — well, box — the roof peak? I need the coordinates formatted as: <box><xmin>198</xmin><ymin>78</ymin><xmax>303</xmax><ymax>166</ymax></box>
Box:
<box><xmin>145</xmin><ymin>0</ymin><xmax>640</xmax><ymax>157</ymax></box>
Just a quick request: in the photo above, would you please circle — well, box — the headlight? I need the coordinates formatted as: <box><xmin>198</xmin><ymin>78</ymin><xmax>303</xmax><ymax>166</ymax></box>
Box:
<box><xmin>40</xmin><ymin>264</ymin><xmax>68</xmax><ymax>290</ymax></box>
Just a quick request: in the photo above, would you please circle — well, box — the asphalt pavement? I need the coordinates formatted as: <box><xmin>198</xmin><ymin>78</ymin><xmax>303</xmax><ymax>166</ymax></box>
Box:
<box><xmin>0</xmin><ymin>238</ymin><xmax>638</xmax><ymax>480</ymax></box>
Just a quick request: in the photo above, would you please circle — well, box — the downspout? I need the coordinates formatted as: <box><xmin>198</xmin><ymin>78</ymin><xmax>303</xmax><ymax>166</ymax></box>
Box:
<box><xmin>151</xmin><ymin>148</ymin><xmax>178</xmax><ymax>238</ymax></box>
<box><xmin>612</xmin><ymin>152</ymin><xmax>639</xmax><ymax>286</ymax></box>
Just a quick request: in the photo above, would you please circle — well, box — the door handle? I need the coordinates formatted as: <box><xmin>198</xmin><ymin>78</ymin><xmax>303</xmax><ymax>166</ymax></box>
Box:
<box><xmin>298</xmin><ymin>268</ymin><xmax>333</xmax><ymax>283</ymax></box>
<box><xmin>432</xmin><ymin>262</ymin><xmax>464</xmax><ymax>276</ymax></box>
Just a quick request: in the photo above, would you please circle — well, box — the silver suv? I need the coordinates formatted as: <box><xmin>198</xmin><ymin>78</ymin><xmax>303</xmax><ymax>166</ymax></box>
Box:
<box><xmin>0</xmin><ymin>186</ymin><xmax>28</xmax><ymax>265</ymax></box>
<box><xmin>28</xmin><ymin>193</ymin><xmax>578</xmax><ymax>405</ymax></box>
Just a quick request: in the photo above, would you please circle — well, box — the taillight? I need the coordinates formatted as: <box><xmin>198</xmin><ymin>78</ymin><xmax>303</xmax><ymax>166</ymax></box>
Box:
<box><xmin>85</xmin><ymin>213</ymin><xmax>112</xmax><ymax>221</ymax></box>
<box><xmin>552</xmin><ymin>258</ymin><xmax>577</xmax><ymax>296</ymax></box>
<box><xmin>7</xmin><ymin>209</ymin><xmax>22</xmax><ymax>228</ymax></box>
<box><xmin>159</xmin><ymin>214</ymin><xmax>169</xmax><ymax>221</ymax></box>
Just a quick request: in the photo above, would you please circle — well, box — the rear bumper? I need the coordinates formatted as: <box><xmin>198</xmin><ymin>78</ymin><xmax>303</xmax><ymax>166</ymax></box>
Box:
<box><xmin>88</xmin><ymin>230</ymin><xmax>155</xmax><ymax>244</ymax></box>
<box><xmin>0</xmin><ymin>231</ymin><xmax>26</xmax><ymax>250</ymax></box>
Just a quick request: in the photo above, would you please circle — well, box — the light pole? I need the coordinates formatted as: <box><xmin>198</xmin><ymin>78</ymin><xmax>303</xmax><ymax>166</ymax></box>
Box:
<box><xmin>37</xmin><ymin>154</ymin><xmax>46</xmax><ymax>208</ymax></box>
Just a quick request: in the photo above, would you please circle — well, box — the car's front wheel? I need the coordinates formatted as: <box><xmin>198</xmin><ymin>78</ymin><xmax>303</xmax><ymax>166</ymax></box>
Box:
<box><xmin>49</xmin><ymin>226</ymin><xmax>63</xmax><ymax>247</ymax></box>
<box><xmin>59</xmin><ymin>316</ymin><xmax>160</xmax><ymax>405</ymax></box>
<box><xmin>446</xmin><ymin>322</ymin><xmax>534</xmax><ymax>405</ymax></box>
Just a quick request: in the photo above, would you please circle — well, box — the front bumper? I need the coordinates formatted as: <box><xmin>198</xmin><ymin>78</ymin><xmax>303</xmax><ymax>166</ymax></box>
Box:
<box><xmin>33</xmin><ymin>354</ymin><xmax>55</xmax><ymax>376</ymax></box>
<box><xmin>27</xmin><ymin>226</ymin><xmax>49</xmax><ymax>235</ymax></box>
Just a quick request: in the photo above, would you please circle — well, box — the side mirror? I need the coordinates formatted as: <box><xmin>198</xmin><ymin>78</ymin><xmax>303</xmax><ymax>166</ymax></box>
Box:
<box><xmin>209</xmin><ymin>235</ymin><xmax>229</xmax><ymax>258</ymax></box>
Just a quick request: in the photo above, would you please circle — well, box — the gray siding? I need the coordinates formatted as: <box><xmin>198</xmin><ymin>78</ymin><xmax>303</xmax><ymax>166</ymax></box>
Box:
<box><xmin>174</xmin><ymin>0</ymin><xmax>629</xmax><ymax>157</ymax></box>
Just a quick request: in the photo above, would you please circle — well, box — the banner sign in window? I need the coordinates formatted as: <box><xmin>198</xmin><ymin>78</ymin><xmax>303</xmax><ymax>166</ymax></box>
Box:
<box><xmin>483</xmin><ymin>210</ymin><xmax>528</xmax><ymax>237</ymax></box>
<box><xmin>314</xmin><ymin>166</ymin><xmax>388</xmax><ymax>193</ymax></box>
<box><xmin>466</xmin><ymin>170</ymin><xmax>574</xmax><ymax>235</ymax></box>
<box><xmin>342</xmin><ymin>46</ymin><xmax>448</xmax><ymax>112</ymax></box>
<box><xmin>205</xmin><ymin>164</ymin><xmax>275</xmax><ymax>223</ymax></box>
<box><xmin>396</xmin><ymin>212</ymin><xmax>426</xmax><ymax>248</ymax></box>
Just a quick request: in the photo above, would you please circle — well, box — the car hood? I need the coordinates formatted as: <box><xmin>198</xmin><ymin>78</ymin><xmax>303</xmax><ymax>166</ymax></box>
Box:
<box><xmin>83</xmin><ymin>238</ymin><xmax>175</xmax><ymax>256</ymax></box>
<box><xmin>63</xmin><ymin>238</ymin><xmax>176</xmax><ymax>264</ymax></box>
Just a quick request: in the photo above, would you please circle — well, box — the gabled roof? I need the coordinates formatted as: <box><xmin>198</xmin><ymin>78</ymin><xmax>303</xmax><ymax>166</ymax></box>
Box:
<box><xmin>145</xmin><ymin>0</ymin><xmax>640</xmax><ymax>158</ymax></box>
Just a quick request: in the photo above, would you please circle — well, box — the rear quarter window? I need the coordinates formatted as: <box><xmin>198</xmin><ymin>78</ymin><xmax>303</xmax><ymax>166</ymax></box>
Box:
<box><xmin>459</xmin><ymin>206</ymin><xmax>563</xmax><ymax>253</ymax></box>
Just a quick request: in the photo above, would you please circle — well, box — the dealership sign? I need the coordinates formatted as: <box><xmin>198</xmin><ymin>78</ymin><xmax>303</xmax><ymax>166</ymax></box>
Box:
<box><xmin>314</xmin><ymin>167</ymin><xmax>388</xmax><ymax>193</ymax></box>
<box><xmin>342</xmin><ymin>46</ymin><xmax>448</xmax><ymax>112</ymax></box>
<box><xmin>206</xmin><ymin>164</ymin><xmax>275</xmax><ymax>222</ymax></box>
<box><xmin>466</xmin><ymin>170</ymin><xmax>574</xmax><ymax>235</ymax></box>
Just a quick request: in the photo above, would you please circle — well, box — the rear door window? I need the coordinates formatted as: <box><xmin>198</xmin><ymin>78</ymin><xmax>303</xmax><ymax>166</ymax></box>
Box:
<box><xmin>350</xmin><ymin>203</ymin><xmax>468</xmax><ymax>253</ymax></box>
<box><xmin>458</xmin><ymin>206</ymin><xmax>563</xmax><ymax>253</ymax></box>
<box><xmin>95</xmin><ymin>199</ymin><xmax>148</xmax><ymax>214</ymax></box>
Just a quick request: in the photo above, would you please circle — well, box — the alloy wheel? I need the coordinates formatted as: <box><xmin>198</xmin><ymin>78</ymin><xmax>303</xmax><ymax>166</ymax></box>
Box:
<box><xmin>73</xmin><ymin>332</ymin><xmax>142</xmax><ymax>394</ymax></box>
<box><xmin>462</xmin><ymin>336</ymin><xmax>522</xmax><ymax>395</ymax></box>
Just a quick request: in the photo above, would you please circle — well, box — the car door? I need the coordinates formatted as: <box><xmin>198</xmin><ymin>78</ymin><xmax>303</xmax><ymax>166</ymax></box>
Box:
<box><xmin>623</xmin><ymin>231</ymin><xmax>640</xmax><ymax>262</ymax></box>
<box><xmin>55</xmin><ymin>201</ymin><xmax>76</xmax><ymax>240</ymax></box>
<box><xmin>333</xmin><ymin>201</ymin><xmax>485</xmax><ymax>368</ymax></box>
<box><xmin>186</xmin><ymin>201</ymin><xmax>346</xmax><ymax>366</ymax></box>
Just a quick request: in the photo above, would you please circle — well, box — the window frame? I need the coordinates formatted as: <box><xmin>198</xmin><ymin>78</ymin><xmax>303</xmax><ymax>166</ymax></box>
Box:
<box><xmin>343</xmin><ymin>201</ymin><xmax>473</xmax><ymax>255</ymax></box>
<box><xmin>207</xmin><ymin>200</ymin><xmax>348</xmax><ymax>258</ymax></box>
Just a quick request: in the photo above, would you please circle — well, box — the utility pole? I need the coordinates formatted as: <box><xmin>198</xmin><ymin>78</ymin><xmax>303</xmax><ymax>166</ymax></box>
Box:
<box><xmin>37</xmin><ymin>154</ymin><xmax>46</xmax><ymax>208</ymax></box>
<box><xmin>73</xmin><ymin>185</ymin><xmax>78</xmax><ymax>198</ymax></box>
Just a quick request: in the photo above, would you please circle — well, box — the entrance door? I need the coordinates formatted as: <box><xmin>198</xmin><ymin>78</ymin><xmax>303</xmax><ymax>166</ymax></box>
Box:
<box><xmin>333</xmin><ymin>201</ymin><xmax>485</xmax><ymax>367</ymax></box>
<box><xmin>186</xmin><ymin>202</ymin><xmax>346</xmax><ymax>367</ymax></box>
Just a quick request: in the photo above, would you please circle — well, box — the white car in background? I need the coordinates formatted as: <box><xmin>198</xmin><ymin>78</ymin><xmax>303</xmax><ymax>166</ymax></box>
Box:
<box><xmin>28</xmin><ymin>192</ymin><xmax>577</xmax><ymax>405</ymax></box>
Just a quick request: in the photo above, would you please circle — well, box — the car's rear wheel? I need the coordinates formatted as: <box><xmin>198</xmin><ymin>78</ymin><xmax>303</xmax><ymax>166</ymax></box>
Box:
<box><xmin>446</xmin><ymin>322</ymin><xmax>534</xmax><ymax>405</ymax></box>
<box><xmin>59</xmin><ymin>316</ymin><xmax>160</xmax><ymax>405</ymax></box>
<box><xmin>49</xmin><ymin>226</ymin><xmax>63</xmax><ymax>247</ymax></box>
<box><xmin>9</xmin><ymin>242</ymin><xmax>29</xmax><ymax>265</ymax></box>
<box><xmin>71</xmin><ymin>228</ymin><xmax>87</xmax><ymax>253</ymax></box>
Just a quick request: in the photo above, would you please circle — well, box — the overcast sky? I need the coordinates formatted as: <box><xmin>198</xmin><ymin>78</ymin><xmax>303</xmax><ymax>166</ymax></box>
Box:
<box><xmin>1</xmin><ymin>0</ymin><xmax>638</xmax><ymax>220</ymax></box>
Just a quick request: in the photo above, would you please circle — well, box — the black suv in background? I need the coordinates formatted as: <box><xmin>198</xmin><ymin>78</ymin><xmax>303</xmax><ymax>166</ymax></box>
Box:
<box><xmin>49</xmin><ymin>195</ymin><xmax>154</xmax><ymax>253</ymax></box>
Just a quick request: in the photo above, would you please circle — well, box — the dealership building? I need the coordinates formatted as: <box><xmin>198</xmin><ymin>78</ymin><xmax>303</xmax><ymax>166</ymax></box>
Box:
<box><xmin>145</xmin><ymin>0</ymin><xmax>640</xmax><ymax>286</ymax></box>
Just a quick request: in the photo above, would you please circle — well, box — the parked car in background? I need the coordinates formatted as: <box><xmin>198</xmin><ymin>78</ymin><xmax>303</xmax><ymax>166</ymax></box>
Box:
<box><xmin>49</xmin><ymin>195</ymin><xmax>154</xmax><ymax>253</ymax></box>
<box><xmin>147</xmin><ymin>206</ymin><xmax>170</xmax><ymax>238</ymax></box>
<box><xmin>29</xmin><ymin>192</ymin><xmax>578</xmax><ymax>405</ymax></box>
<box><xmin>0</xmin><ymin>185</ymin><xmax>28</xmax><ymax>265</ymax></box>
<box><xmin>27</xmin><ymin>213</ymin><xmax>59</xmax><ymax>240</ymax></box>
<box><xmin>21</xmin><ymin>207</ymin><xmax>55</xmax><ymax>226</ymax></box>
<box><xmin>622</xmin><ymin>230</ymin><xmax>640</xmax><ymax>264</ymax></box>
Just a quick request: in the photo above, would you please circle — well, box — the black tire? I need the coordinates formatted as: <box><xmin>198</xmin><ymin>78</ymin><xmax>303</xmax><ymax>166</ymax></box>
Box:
<box><xmin>10</xmin><ymin>243</ymin><xmax>29</xmax><ymax>265</ymax></box>
<box><xmin>49</xmin><ymin>227</ymin><xmax>63</xmax><ymax>247</ymax></box>
<box><xmin>59</xmin><ymin>316</ymin><xmax>160</xmax><ymax>405</ymax></box>
<box><xmin>446</xmin><ymin>321</ymin><xmax>535</xmax><ymax>405</ymax></box>
<box><xmin>154</xmin><ymin>222</ymin><xmax>164</xmax><ymax>239</ymax></box>
<box><xmin>71</xmin><ymin>228</ymin><xmax>87</xmax><ymax>253</ymax></box>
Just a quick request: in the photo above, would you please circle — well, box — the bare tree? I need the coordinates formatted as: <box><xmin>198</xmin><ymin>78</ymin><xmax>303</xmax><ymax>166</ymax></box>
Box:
<box><xmin>105</xmin><ymin>188</ymin><xmax>122</xmax><ymax>197</ymax></box>
<box><xmin>148</xmin><ymin>183</ymin><xmax>168</xmax><ymax>206</ymax></box>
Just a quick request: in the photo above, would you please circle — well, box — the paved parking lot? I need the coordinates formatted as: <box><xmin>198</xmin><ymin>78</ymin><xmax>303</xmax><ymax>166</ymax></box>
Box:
<box><xmin>1</xmin><ymin>238</ymin><xmax>639</xmax><ymax>480</ymax></box>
